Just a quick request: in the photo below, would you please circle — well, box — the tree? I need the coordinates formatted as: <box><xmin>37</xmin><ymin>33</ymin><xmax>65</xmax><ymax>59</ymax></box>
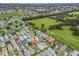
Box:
<box><xmin>34</xmin><ymin>26</ymin><xmax>39</xmax><ymax>30</ymax></box>
<box><xmin>63</xmin><ymin>19</ymin><xmax>79</xmax><ymax>26</ymax></box>
<box><xmin>9</xmin><ymin>16</ymin><xmax>12</xmax><ymax>19</ymax></box>
<box><xmin>70</xmin><ymin>26</ymin><xmax>77</xmax><ymax>31</ymax></box>
<box><xmin>20</xmin><ymin>23</ymin><xmax>22</xmax><ymax>26</ymax></box>
<box><xmin>40</xmin><ymin>28</ymin><xmax>47</xmax><ymax>33</ymax></box>
<box><xmin>40</xmin><ymin>24</ymin><xmax>47</xmax><ymax>32</ymax></box>
<box><xmin>41</xmin><ymin>24</ymin><xmax>45</xmax><ymax>29</ymax></box>
<box><xmin>70</xmin><ymin>26</ymin><xmax>79</xmax><ymax>36</ymax></box>
<box><xmin>6</xmin><ymin>26</ymin><xmax>11</xmax><ymax>30</ymax></box>
<box><xmin>15</xmin><ymin>29</ymin><xmax>20</xmax><ymax>33</ymax></box>
<box><xmin>3</xmin><ymin>18</ymin><xmax>7</xmax><ymax>20</ymax></box>
<box><xmin>73</xmin><ymin>30</ymin><xmax>79</xmax><ymax>36</ymax></box>
<box><xmin>49</xmin><ymin>24</ymin><xmax>63</xmax><ymax>30</ymax></box>
<box><xmin>9</xmin><ymin>23</ymin><xmax>12</xmax><ymax>26</ymax></box>
<box><xmin>0</xmin><ymin>47</ymin><xmax>2</xmax><ymax>52</ymax></box>
<box><xmin>32</xmin><ymin>23</ymin><xmax>35</xmax><ymax>28</ymax></box>
<box><xmin>28</xmin><ymin>22</ymin><xmax>34</xmax><ymax>26</ymax></box>
<box><xmin>28</xmin><ymin>41</ymin><xmax>32</xmax><ymax>46</ymax></box>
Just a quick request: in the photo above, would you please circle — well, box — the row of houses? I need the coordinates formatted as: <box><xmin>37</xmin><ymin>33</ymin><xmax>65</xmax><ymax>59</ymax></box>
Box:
<box><xmin>34</xmin><ymin>30</ymin><xmax>79</xmax><ymax>56</ymax></box>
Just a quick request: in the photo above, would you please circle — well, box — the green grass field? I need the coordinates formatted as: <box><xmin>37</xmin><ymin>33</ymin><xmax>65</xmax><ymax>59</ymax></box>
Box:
<box><xmin>68</xmin><ymin>11</ymin><xmax>79</xmax><ymax>15</ymax></box>
<box><xmin>27</xmin><ymin>17</ymin><xmax>79</xmax><ymax>51</ymax></box>
<box><xmin>0</xmin><ymin>12</ymin><xmax>26</xmax><ymax>20</ymax></box>
<box><xmin>64</xmin><ymin>11</ymin><xmax>79</xmax><ymax>20</ymax></box>
<box><xmin>26</xmin><ymin>18</ymin><xmax>61</xmax><ymax>29</ymax></box>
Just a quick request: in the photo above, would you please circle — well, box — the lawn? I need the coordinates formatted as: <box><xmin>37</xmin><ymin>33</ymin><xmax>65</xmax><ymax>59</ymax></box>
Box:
<box><xmin>68</xmin><ymin>11</ymin><xmax>79</xmax><ymax>15</ymax></box>
<box><xmin>26</xmin><ymin>18</ymin><xmax>61</xmax><ymax>29</ymax></box>
<box><xmin>48</xmin><ymin>26</ymin><xmax>79</xmax><ymax>50</ymax></box>
<box><xmin>64</xmin><ymin>16</ymin><xmax>77</xmax><ymax>20</ymax></box>
<box><xmin>27</xmin><ymin>17</ymin><xmax>79</xmax><ymax>51</ymax></box>
<box><xmin>64</xmin><ymin>11</ymin><xmax>79</xmax><ymax>20</ymax></box>
<box><xmin>0</xmin><ymin>12</ymin><xmax>26</xmax><ymax>20</ymax></box>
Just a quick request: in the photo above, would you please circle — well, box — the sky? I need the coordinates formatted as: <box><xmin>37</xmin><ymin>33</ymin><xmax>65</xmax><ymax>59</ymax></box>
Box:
<box><xmin>0</xmin><ymin>0</ymin><xmax>79</xmax><ymax>3</ymax></box>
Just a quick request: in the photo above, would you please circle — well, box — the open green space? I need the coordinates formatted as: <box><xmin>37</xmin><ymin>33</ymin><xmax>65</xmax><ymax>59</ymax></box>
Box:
<box><xmin>48</xmin><ymin>26</ymin><xmax>79</xmax><ymax>50</ymax></box>
<box><xmin>64</xmin><ymin>16</ymin><xmax>77</xmax><ymax>20</ymax></box>
<box><xmin>68</xmin><ymin>11</ymin><xmax>79</xmax><ymax>15</ymax></box>
<box><xmin>0</xmin><ymin>12</ymin><xmax>26</xmax><ymax>20</ymax></box>
<box><xmin>26</xmin><ymin>18</ymin><xmax>61</xmax><ymax>29</ymax></box>
<box><xmin>64</xmin><ymin>11</ymin><xmax>79</xmax><ymax>20</ymax></box>
<box><xmin>27</xmin><ymin>17</ymin><xmax>79</xmax><ymax>51</ymax></box>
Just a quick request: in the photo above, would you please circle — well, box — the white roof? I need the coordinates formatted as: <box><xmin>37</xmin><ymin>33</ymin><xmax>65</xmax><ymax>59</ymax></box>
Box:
<box><xmin>0</xmin><ymin>36</ymin><xmax>4</xmax><ymax>42</ymax></box>
<box><xmin>40</xmin><ymin>33</ymin><xmax>48</xmax><ymax>38</ymax></box>
<box><xmin>38</xmin><ymin>50</ymin><xmax>52</xmax><ymax>56</ymax></box>
<box><xmin>19</xmin><ymin>35</ymin><xmax>24</xmax><ymax>41</ymax></box>
<box><xmin>7</xmin><ymin>44</ymin><xmax>13</xmax><ymax>51</ymax></box>
<box><xmin>69</xmin><ymin>50</ymin><xmax>79</xmax><ymax>56</ymax></box>
<box><xmin>47</xmin><ymin>48</ymin><xmax>55</xmax><ymax>55</ymax></box>
<box><xmin>23</xmin><ymin>49</ymin><xmax>31</xmax><ymax>56</ymax></box>
<box><xmin>20</xmin><ymin>32</ymin><xmax>27</xmax><ymax>39</ymax></box>
<box><xmin>38</xmin><ymin>43</ymin><xmax>47</xmax><ymax>50</ymax></box>
<box><xmin>4</xmin><ymin>35</ymin><xmax>9</xmax><ymax>42</ymax></box>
